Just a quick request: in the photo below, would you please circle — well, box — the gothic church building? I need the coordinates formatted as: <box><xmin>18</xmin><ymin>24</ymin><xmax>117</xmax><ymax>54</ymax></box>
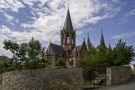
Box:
<box><xmin>45</xmin><ymin>9</ymin><xmax>104</xmax><ymax>67</ymax></box>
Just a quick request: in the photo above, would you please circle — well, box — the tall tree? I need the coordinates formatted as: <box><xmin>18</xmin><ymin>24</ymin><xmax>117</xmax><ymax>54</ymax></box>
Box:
<box><xmin>113</xmin><ymin>39</ymin><xmax>135</xmax><ymax>66</ymax></box>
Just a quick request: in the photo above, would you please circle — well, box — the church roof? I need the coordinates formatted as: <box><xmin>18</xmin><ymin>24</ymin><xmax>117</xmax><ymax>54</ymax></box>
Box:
<box><xmin>46</xmin><ymin>43</ymin><xmax>65</xmax><ymax>56</ymax></box>
<box><xmin>63</xmin><ymin>9</ymin><xmax>73</xmax><ymax>31</ymax></box>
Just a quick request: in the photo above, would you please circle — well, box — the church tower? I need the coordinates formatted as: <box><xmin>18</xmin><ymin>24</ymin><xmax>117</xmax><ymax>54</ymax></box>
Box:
<box><xmin>61</xmin><ymin>9</ymin><xmax>76</xmax><ymax>51</ymax></box>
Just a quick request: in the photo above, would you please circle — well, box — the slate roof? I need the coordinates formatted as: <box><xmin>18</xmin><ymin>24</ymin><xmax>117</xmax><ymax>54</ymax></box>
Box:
<box><xmin>63</xmin><ymin>9</ymin><xmax>73</xmax><ymax>31</ymax></box>
<box><xmin>46</xmin><ymin>43</ymin><xmax>65</xmax><ymax>56</ymax></box>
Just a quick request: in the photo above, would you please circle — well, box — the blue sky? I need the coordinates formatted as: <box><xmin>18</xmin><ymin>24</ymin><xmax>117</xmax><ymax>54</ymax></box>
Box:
<box><xmin>0</xmin><ymin>0</ymin><xmax>135</xmax><ymax>62</ymax></box>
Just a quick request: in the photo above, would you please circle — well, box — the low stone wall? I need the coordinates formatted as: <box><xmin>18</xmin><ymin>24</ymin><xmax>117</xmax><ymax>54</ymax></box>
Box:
<box><xmin>133</xmin><ymin>64</ymin><xmax>135</xmax><ymax>73</ymax></box>
<box><xmin>1</xmin><ymin>68</ymin><xmax>83</xmax><ymax>90</ymax></box>
<box><xmin>106</xmin><ymin>66</ymin><xmax>132</xmax><ymax>86</ymax></box>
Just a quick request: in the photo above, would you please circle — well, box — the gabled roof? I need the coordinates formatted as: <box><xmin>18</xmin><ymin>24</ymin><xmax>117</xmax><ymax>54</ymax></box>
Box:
<box><xmin>63</xmin><ymin>9</ymin><xmax>73</xmax><ymax>31</ymax></box>
<box><xmin>46</xmin><ymin>43</ymin><xmax>65</xmax><ymax>56</ymax></box>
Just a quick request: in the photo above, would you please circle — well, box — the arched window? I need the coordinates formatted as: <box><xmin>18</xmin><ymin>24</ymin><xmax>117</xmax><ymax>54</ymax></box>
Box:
<box><xmin>67</xmin><ymin>37</ymin><xmax>70</xmax><ymax>44</ymax></box>
<box><xmin>72</xmin><ymin>39</ymin><xmax>74</xmax><ymax>44</ymax></box>
<box><xmin>67</xmin><ymin>33</ymin><xmax>70</xmax><ymax>44</ymax></box>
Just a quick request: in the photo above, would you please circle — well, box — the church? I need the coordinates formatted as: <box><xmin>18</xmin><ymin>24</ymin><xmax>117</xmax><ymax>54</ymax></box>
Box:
<box><xmin>45</xmin><ymin>9</ymin><xmax>105</xmax><ymax>67</ymax></box>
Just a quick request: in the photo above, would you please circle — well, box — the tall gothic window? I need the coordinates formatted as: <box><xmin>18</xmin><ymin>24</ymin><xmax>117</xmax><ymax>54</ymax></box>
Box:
<box><xmin>67</xmin><ymin>33</ymin><xmax>70</xmax><ymax>44</ymax></box>
<box><xmin>67</xmin><ymin>37</ymin><xmax>70</xmax><ymax>44</ymax></box>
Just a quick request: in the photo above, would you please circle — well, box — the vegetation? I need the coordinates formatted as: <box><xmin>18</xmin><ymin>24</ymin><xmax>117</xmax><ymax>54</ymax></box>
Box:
<box><xmin>79</xmin><ymin>39</ymin><xmax>135</xmax><ymax>85</ymax></box>
<box><xmin>0</xmin><ymin>38</ymin><xmax>48</xmax><ymax>73</ymax></box>
<box><xmin>0</xmin><ymin>37</ymin><xmax>134</xmax><ymax>86</ymax></box>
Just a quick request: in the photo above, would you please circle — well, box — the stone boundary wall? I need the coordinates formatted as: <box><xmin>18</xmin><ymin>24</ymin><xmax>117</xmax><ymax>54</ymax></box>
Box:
<box><xmin>1</xmin><ymin>68</ymin><xmax>83</xmax><ymax>90</ymax></box>
<box><xmin>106</xmin><ymin>66</ymin><xmax>132</xmax><ymax>86</ymax></box>
<box><xmin>133</xmin><ymin>64</ymin><xmax>135</xmax><ymax>73</ymax></box>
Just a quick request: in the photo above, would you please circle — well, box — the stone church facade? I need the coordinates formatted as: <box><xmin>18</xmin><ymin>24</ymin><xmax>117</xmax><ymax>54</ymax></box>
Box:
<box><xmin>45</xmin><ymin>9</ymin><xmax>105</xmax><ymax>67</ymax></box>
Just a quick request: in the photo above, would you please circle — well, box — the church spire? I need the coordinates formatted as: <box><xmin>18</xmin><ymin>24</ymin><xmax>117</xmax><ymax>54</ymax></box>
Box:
<box><xmin>87</xmin><ymin>33</ymin><xmax>93</xmax><ymax>50</ymax></box>
<box><xmin>87</xmin><ymin>33</ymin><xmax>91</xmax><ymax>47</ymax></box>
<box><xmin>63</xmin><ymin>8</ymin><xmax>73</xmax><ymax>31</ymax></box>
<box><xmin>109</xmin><ymin>41</ymin><xmax>112</xmax><ymax>49</ymax></box>
<box><xmin>100</xmin><ymin>29</ymin><xmax>106</xmax><ymax>48</ymax></box>
<box><xmin>82</xmin><ymin>38</ymin><xmax>86</xmax><ymax>48</ymax></box>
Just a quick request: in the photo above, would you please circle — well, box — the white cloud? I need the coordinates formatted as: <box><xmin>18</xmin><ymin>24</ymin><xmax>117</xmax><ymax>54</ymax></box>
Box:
<box><xmin>0</xmin><ymin>0</ymin><xmax>122</xmax><ymax>57</ymax></box>
<box><xmin>129</xmin><ymin>9</ymin><xmax>135</xmax><ymax>16</ymax></box>
<box><xmin>0</xmin><ymin>26</ymin><xmax>11</xmax><ymax>35</ymax></box>
<box><xmin>0</xmin><ymin>0</ymin><xmax>120</xmax><ymax>41</ymax></box>
<box><xmin>4</xmin><ymin>14</ymin><xmax>14</xmax><ymax>21</ymax></box>
<box><xmin>112</xmin><ymin>0</ymin><xmax>120</xmax><ymax>3</ymax></box>
<box><xmin>0</xmin><ymin>0</ymin><xmax>24</xmax><ymax>12</ymax></box>
<box><xmin>111</xmin><ymin>32</ymin><xmax>135</xmax><ymax>39</ymax></box>
<box><xmin>18</xmin><ymin>0</ymin><xmax>121</xmax><ymax>43</ymax></box>
<box><xmin>0</xmin><ymin>43</ymin><xmax>12</xmax><ymax>58</ymax></box>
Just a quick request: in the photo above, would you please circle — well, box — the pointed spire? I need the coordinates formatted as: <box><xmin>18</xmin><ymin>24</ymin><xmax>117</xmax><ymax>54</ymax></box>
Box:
<box><xmin>82</xmin><ymin>38</ymin><xmax>86</xmax><ymax>47</ymax></box>
<box><xmin>87</xmin><ymin>32</ymin><xmax>93</xmax><ymax>50</ymax></box>
<box><xmin>100</xmin><ymin>29</ymin><xmax>106</xmax><ymax>48</ymax></box>
<box><xmin>87</xmin><ymin>33</ymin><xmax>91</xmax><ymax>47</ymax></box>
<box><xmin>63</xmin><ymin>8</ymin><xmax>73</xmax><ymax>31</ymax></box>
<box><xmin>109</xmin><ymin>41</ymin><xmax>112</xmax><ymax>49</ymax></box>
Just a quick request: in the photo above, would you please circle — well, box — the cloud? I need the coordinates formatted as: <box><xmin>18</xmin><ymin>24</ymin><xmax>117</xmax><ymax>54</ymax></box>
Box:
<box><xmin>0</xmin><ymin>0</ymin><xmax>122</xmax><ymax>57</ymax></box>
<box><xmin>17</xmin><ymin>0</ymin><xmax>121</xmax><ymax>42</ymax></box>
<box><xmin>112</xmin><ymin>0</ymin><xmax>120</xmax><ymax>3</ymax></box>
<box><xmin>0</xmin><ymin>0</ymin><xmax>24</xmax><ymax>12</ymax></box>
<box><xmin>111</xmin><ymin>32</ymin><xmax>135</xmax><ymax>39</ymax></box>
<box><xmin>129</xmin><ymin>9</ymin><xmax>135</xmax><ymax>16</ymax></box>
<box><xmin>1</xmin><ymin>26</ymin><xmax>11</xmax><ymax>34</ymax></box>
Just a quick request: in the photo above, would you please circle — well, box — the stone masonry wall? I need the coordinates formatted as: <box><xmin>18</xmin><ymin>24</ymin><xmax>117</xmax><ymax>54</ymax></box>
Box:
<box><xmin>133</xmin><ymin>64</ymin><xmax>135</xmax><ymax>73</ymax></box>
<box><xmin>1</xmin><ymin>68</ymin><xmax>83</xmax><ymax>90</ymax></box>
<box><xmin>106</xmin><ymin>66</ymin><xmax>132</xmax><ymax>86</ymax></box>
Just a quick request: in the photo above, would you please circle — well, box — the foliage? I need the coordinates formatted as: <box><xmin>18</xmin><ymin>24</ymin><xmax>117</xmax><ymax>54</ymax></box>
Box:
<box><xmin>113</xmin><ymin>39</ymin><xmax>135</xmax><ymax>66</ymax></box>
<box><xmin>55</xmin><ymin>58</ymin><xmax>66</xmax><ymax>68</ymax></box>
<box><xmin>1</xmin><ymin>38</ymin><xmax>48</xmax><ymax>72</ymax></box>
<box><xmin>79</xmin><ymin>39</ymin><xmax>135</xmax><ymax>85</ymax></box>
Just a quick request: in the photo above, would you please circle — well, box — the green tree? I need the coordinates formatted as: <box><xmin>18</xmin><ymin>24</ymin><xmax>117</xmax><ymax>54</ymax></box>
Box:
<box><xmin>3</xmin><ymin>40</ymin><xmax>19</xmax><ymax>61</ymax></box>
<box><xmin>3</xmin><ymin>38</ymin><xmax>48</xmax><ymax>70</ymax></box>
<box><xmin>79</xmin><ymin>39</ymin><xmax>135</xmax><ymax>85</ymax></box>
<box><xmin>28</xmin><ymin>38</ymin><xmax>42</xmax><ymax>61</ymax></box>
<box><xmin>113</xmin><ymin>39</ymin><xmax>135</xmax><ymax>66</ymax></box>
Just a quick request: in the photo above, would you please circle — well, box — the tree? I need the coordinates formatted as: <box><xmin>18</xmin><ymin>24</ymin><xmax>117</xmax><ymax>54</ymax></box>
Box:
<box><xmin>113</xmin><ymin>39</ymin><xmax>135</xmax><ymax>66</ymax></box>
<box><xmin>3</xmin><ymin>40</ymin><xmax>19</xmax><ymax>61</ymax></box>
<box><xmin>2</xmin><ymin>38</ymin><xmax>49</xmax><ymax>70</ymax></box>
<box><xmin>78</xmin><ymin>39</ymin><xmax>135</xmax><ymax>85</ymax></box>
<box><xmin>28</xmin><ymin>38</ymin><xmax>42</xmax><ymax>61</ymax></box>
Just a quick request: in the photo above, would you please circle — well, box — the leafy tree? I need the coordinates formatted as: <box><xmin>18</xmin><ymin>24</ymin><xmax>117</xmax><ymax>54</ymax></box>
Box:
<box><xmin>78</xmin><ymin>39</ymin><xmax>135</xmax><ymax>85</ymax></box>
<box><xmin>2</xmin><ymin>38</ymin><xmax>48</xmax><ymax>71</ymax></box>
<box><xmin>113</xmin><ymin>39</ymin><xmax>135</xmax><ymax>66</ymax></box>
<box><xmin>28</xmin><ymin>38</ymin><xmax>42</xmax><ymax>61</ymax></box>
<box><xmin>3</xmin><ymin>40</ymin><xmax>19</xmax><ymax>60</ymax></box>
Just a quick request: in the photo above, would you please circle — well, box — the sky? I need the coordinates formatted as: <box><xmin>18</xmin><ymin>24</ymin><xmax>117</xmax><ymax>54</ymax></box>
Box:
<box><xmin>0</xmin><ymin>0</ymin><xmax>135</xmax><ymax>62</ymax></box>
